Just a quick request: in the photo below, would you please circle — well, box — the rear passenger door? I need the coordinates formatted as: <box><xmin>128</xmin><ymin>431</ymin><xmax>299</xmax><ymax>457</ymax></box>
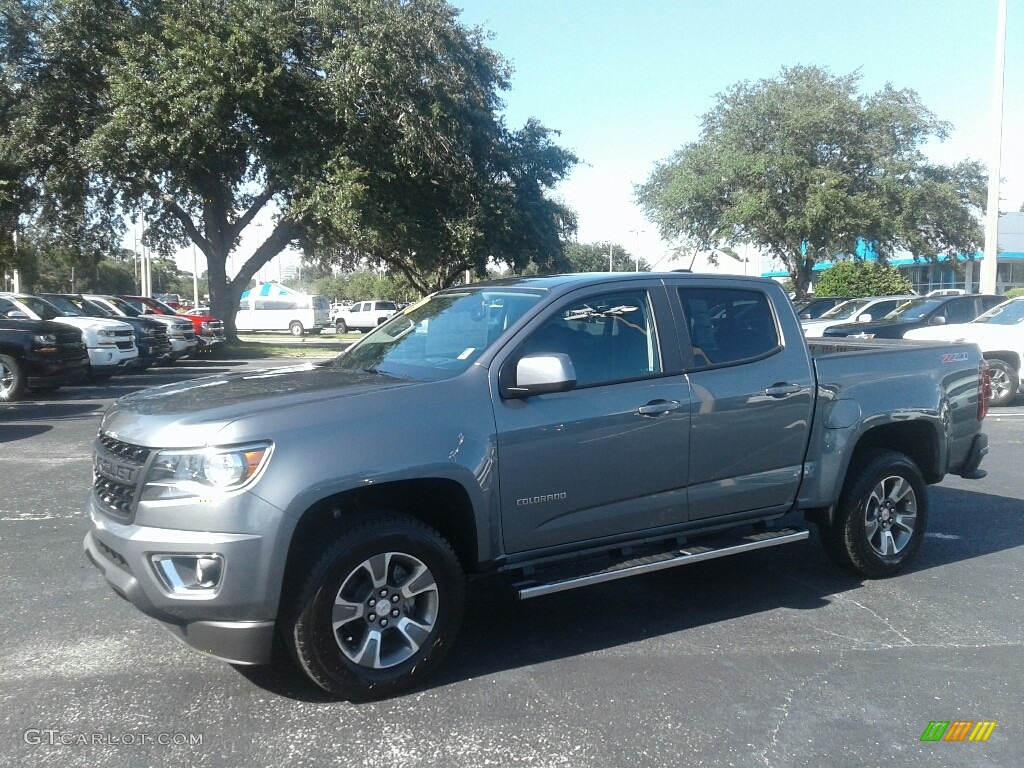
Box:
<box><xmin>674</xmin><ymin>283</ymin><xmax>815</xmax><ymax>520</ymax></box>
<box><xmin>494</xmin><ymin>283</ymin><xmax>692</xmax><ymax>553</ymax></box>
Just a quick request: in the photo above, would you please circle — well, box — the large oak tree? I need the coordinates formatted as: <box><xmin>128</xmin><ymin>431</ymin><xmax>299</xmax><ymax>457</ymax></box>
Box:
<box><xmin>2</xmin><ymin>0</ymin><xmax>577</xmax><ymax>336</ymax></box>
<box><xmin>636</xmin><ymin>66</ymin><xmax>986</xmax><ymax>298</ymax></box>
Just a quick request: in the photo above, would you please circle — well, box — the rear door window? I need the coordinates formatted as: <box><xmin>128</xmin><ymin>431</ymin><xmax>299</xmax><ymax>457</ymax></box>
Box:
<box><xmin>677</xmin><ymin>288</ymin><xmax>780</xmax><ymax>368</ymax></box>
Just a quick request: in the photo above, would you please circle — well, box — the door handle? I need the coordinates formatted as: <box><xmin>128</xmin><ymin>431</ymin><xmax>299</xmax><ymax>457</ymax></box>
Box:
<box><xmin>765</xmin><ymin>383</ymin><xmax>803</xmax><ymax>398</ymax></box>
<box><xmin>637</xmin><ymin>399</ymin><xmax>682</xmax><ymax>416</ymax></box>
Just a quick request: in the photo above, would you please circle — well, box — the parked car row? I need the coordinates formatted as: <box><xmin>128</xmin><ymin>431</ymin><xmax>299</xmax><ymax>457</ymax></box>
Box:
<box><xmin>801</xmin><ymin>293</ymin><xmax>1022</xmax><ymax>406</ymax></box>
<box><xmin>0</xmin><ymin>291</ymin><xmax>225</xmax><ymax>402</ymax></box>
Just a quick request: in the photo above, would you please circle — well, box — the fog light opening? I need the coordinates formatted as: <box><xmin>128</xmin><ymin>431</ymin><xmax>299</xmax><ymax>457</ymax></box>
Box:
<box><xmin>152</xmin><ymin>554</ymin><xmax>224</xmax><ymax>594</ymax></box>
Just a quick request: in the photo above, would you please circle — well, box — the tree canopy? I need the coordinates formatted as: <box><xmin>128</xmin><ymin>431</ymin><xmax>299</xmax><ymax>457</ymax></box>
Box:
<box><xmin>636</xmin><ymin>65</ymin><xmax>987</xmax><ymax>298</ymax></box>
<box><xmin>1</xmin><ymin>0</ymin><xmax>578</xmax><ymax>337</ymax></box>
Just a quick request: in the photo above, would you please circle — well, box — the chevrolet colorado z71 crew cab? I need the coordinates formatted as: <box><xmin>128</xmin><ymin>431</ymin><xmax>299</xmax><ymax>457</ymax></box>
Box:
<box><xmin>84</xmin><ymin>273</ymin><xmax>990</xmax><ymax>700</ymax></box>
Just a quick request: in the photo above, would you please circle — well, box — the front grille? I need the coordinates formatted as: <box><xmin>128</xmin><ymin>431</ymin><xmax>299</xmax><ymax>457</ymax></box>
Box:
<box><xmin>115</xmin><ymin>330</ymin><xmax>135</xmax><ymax>350</ymax></box>
<box><xmin>57</xmin><ymin>330</ymin><xmax>88</xmax><ymax>362</ymax></box>
<box><xmin>93</xmin><ymin>434</ymin><xmax>153</xmax><ymax>522</ymax></box>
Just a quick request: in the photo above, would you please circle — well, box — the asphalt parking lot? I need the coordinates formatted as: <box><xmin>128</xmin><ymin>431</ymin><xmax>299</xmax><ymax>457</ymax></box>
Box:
<box><xmin>0</xmin><ymin>359</ymin><xmax>1021</xmax><ymax>768</ymax></box>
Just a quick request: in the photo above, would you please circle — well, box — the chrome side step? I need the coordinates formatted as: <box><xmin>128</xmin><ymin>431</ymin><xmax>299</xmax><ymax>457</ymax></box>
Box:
<box><xmin>516</xmin><ymin>527</ymin><xmax>809</xmax><ymax>600</ymax></box>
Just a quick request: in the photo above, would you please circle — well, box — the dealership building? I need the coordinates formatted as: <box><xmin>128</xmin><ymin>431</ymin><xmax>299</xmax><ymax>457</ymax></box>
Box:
<box><xmin>758</xmin><ymin>211</ymin><xmax>1024</xmax><ymax>295</ymax></box>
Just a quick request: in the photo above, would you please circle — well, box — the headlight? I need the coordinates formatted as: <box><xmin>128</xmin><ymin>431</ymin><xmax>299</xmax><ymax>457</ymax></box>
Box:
<box><xmin>201</xmin><ymin>322</ymin><xmax>213</xmax><ymax>332</ymax></box>
<box><xmin>852</xmin><ymin>333</ymin><xmax>876</xmax><ymax>339</ymax></box>
<box><xmin>140</xmin><ymin>442</ymin><xmax>273</xmax><ymax>501</ymax></box>
<box><xmin>32</xmin><ymin>333</ymin><xmax>58</xmax><ymax>345</ymax></box>
<box><xmin>97</xmin><ymin>329</ymin><xmax>117</xmax><ymax>337</ymax></box>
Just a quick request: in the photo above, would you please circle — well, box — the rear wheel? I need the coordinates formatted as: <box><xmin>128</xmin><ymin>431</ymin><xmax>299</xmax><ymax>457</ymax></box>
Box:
<box><xmin>819</xmin><ymin>450</ymin><xmax>927</xmax><ymax>578</ymax></box>
<box><xmin>986</xmin><ymin>358</ymin><xmax>1019</xmax><ymax>407</ymax></box>
<box><xmin>0</xmin><ymin>354</ymin><xmax>26</xmax><ymax>402</ymax></box>
<box><xmin>285</xmin><ymin>513</ymin><xmax>465</xmax><ymax>701</ymax></box>
<box><xmin>289</xmin><ymin>321</ymin><xmax>305</xmax><ymax>337</ymax></box>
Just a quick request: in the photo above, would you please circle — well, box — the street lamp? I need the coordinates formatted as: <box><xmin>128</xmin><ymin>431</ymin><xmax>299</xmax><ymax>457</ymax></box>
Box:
<box><xmin>629</xmin><ymin>229</ymin><xmax>645</xmax><ymax>272</ymax></box>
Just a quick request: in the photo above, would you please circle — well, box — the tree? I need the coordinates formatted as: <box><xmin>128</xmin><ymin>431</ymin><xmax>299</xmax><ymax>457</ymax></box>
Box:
<box><xmin>561</xmin><ymin>242</ymin><xmax>649</xmax><ymax>273</ymax></box>
<box><xmin>812</xmin><ymin>260</ymin><xmax>914</xmax><ymax>297</ymax></box>
<box><xmin>636</xmin><ymin>66</ymin><xmax>987</xmax><ymax>298</ymax></box>
<box><xmin>6</xmin><ymin>0</ymin><xmax>577</xmax><ymax>339</ymax></box>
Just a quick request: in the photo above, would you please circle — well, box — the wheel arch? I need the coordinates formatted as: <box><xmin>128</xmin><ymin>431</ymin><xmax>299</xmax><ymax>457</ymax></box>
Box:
<box><xmin>983</xmin><ymin>351</ymin><xmax>1021</xmax><ymax>372</ymax></box>
<box><xmin>281</xmin><ymin>478</ymin><xmax>479</xmax><ymax>602</ymax></box>
<box><xmin>847</xmin><ymin>421</ymin><xmax>941</xmax><ymax>486</ymax></box>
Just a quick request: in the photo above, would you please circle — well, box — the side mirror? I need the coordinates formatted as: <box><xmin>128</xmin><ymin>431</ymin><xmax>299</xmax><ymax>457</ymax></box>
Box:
<box><xmin>503</xmin><ymin>354</ymin><xmax>577</xmax><ymax>398</ymax></box>
<box><xmin>799</xmin><ymin>312</ymin><xmax>811</xmax><ymax>320</ymax></box>
<box><xmin>858</xmin><ymin>313</ymin><xmax>872</xmax><ymax>323</ymax></box>
<box><xmin>929</xmin><ymin>316</ymin><xmax>947</xmax><ymax>326</ymax></box>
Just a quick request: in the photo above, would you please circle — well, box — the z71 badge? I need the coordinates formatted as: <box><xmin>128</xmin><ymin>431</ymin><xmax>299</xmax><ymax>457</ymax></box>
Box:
<box><xmin>941</xmin><ymin>352</ymin><xmax>969</xmax><ymax>363</ymax></box>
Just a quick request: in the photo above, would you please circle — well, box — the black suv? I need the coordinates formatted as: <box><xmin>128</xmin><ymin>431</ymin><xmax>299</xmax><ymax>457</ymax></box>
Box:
<box><xmin>822</xmin><ymin>294</ymin><xmax>1004</xmax><ymax>339</ymax></box>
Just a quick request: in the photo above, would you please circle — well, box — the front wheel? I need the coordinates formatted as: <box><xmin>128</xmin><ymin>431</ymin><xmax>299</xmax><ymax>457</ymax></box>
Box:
<box><xmin>285</xmin><ymin>514</ymin><xmax>465</xmax><ymax>701</ymax></box>
<box><xmin>334</xmin><ymin>319</ymin><xmax>348</xmax><ymax>333</ymax></box>
<box><xmin>289</xmin><ymin>321</ymin><xmax>305</xmax><ymax>337</ymax></box>
<box><xmin>0</xmin><ymin>354</ymin><xmax>27</xmax><ymax>402</ymax></box>
<box><xmin>986</xmin><ymin>358</ymin><xmax>1019</xmax><ymax>407</ymax></box>
<box><xmin>819</xmin><ymin>450</ymin><xmax>927</xmax><ymax>578</ymax></box>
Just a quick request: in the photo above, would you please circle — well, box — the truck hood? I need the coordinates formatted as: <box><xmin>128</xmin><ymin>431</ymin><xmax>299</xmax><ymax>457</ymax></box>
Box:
<box><xmin>51</xmin><ymin>316</ymin><xmax>133</xmax><ymax>334</ymax></box>
<box><xmin>100</xmin><ymin>362</ymin><xmax>419</xmax><ymax>447</ymax></box>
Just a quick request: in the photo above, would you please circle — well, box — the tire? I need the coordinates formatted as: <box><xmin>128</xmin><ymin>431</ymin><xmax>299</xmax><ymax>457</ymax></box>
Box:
<box><xmin>0</xmin><ymin>354</ymin><xmax>27</xmax><ymax>402</ymax></box>
<box><xmin>986</xmin><ymin>358</ymin><xmax>1019</xmax><ymax>407</ymax></box>
<box><xmin>285</xmin><ymin>514</ymin><xmax>465</xmax><ymax>701</ymax></box>
<box><xmin>289</xmin><ymin>321</ymin><xmax>305</xmax><ymax>337</ymax></box>
<box><xmin>309</xmin><ymin>328</ymin><xmax>322</xmax><ymax>336</ymax></box>
<box><xmin>334</xmin><ymin>319</ymin><xmax>348</xmax><ymax>334</ymax></box>
<box><xmin>819</xmin><ymin>450</ymin><xmax>927</xmax><ymax>578</ymax></box>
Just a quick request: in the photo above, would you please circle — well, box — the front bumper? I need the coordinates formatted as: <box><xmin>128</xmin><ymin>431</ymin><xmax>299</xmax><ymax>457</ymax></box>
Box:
<box><xmin>87</xmin><ymin>346</ymin><xmax>139</xmax><ymax>374</ymax></box>
<box><xmin>83</xmin><ymin>493</ymin><xmax>292</xmax><ymax>665</ymax></box>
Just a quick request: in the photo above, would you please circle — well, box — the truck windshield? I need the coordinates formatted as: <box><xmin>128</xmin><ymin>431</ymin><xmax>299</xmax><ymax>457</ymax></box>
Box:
<box><xmin>16</xmin><ymin>295</ymin><xmax>63</xmax><ymax>320</ymax></box>
<box><xmin>973</xmin><ymin>299</ymin><xmax>1024</xmax><ymax>325</ymax></box>
<box><xmin>818</xmin><ymin>299</ymin><xmax>869</xmax><ymax>320</ymax></box>
<box><xmin>330</xmin><ymin>288</ymin><xmax>544</xmax><ymax>381</ymax></box>
<box><xmin>882</xmin><ymin>298</ymin><xmax>942</xmax><ymax>321</ymax></box>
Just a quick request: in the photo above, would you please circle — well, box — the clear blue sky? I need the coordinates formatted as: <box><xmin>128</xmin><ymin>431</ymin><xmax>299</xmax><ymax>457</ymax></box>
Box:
<box><xmin>453</xmin><ymin>0</ymin><xmax>1023</xmax><ymax>266</ymax></box>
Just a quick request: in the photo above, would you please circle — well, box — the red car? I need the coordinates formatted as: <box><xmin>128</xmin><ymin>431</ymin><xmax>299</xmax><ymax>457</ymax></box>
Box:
<box><xmin>120</xmin><ymin>295</ymin><xmax>226</xmax><ymax>350</ymax></box>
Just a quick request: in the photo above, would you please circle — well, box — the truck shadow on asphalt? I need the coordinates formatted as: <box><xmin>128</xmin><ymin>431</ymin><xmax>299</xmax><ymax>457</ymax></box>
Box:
<box><xmin>234</xmin><ymin>484</ymin><xmax>1024</xmax><ymax>704</ymax></box>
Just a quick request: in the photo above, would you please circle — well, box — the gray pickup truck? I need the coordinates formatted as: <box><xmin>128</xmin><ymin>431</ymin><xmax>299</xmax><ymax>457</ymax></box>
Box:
<box><xmin>83</xmin><ymin>273</ymin><xmax>990</xmax><ymax>700</ymax></box>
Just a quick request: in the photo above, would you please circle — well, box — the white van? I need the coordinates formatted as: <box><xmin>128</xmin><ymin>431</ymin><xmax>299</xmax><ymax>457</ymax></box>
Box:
<box><xmin>235</xmin><ymin>283</ymin><xmax>331</xmax><ymax>336</ymax></box>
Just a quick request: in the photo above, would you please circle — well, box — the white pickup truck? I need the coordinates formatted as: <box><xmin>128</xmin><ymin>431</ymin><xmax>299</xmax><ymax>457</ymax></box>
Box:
<box><xmin>905</xmin><ymin>296</ymin><xmax>1024</xmax><ymax>406</ymax></box>
<box><xmin>332</xmin><ymin>300</ymin><xmax>399</xmax><ymax>332</ymax></box>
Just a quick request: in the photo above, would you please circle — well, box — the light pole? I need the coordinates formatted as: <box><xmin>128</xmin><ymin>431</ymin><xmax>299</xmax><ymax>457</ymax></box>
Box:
<box><xmin>629</xmin><ymin>229</ymin><xmax>645</xmax><ymax>272</ymax></box>
<box><xmin>982</xmin><ymin>0</ymin><xmax>1007</xmax><ymax>294</ymax></box>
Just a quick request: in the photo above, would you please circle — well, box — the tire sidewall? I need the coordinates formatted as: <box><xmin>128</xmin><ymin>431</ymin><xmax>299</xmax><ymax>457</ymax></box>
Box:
<box><xmin>836</xmin><ymin>451</ymin><xmax>928</xmax><ymax>578</ymax></box>
<box><xmin>0</xmin><ymin>354</ymin><xmax>26</xmax><ymax>402</ymax></box>
<box><xmin>293</xmin><ymin>521</ymin><xmax>464</xmax><ymax>700</ymax></box>
<box><xmin>987</xmin><ymin>359</ymin><xmax>1019</xmax><ymax>407</ymax></box>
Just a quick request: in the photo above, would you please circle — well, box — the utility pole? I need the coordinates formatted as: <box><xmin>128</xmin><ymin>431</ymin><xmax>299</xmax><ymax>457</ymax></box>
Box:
<box><xmin>629</xmin><ymin>229</ymin><xmax>645</xmax><ymax>272</ymax></box>
<box><xmin>608</xmin><ymin>242</ymin><xmax>614</xmax><ymax>272</ymax></box>
<box><xmin>982</xmin><ymin>0</ymin><xmax>1007</xmax><ymax>294</ymax></box>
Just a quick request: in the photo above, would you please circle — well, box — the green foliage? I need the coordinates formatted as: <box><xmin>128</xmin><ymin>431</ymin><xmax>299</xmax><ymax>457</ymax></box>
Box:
<box><xmin>1005</xmin><ymin>287</ymin><xmax>1024</xmax><ymax>299</ymax></box>
<box><xmin>812</xmin><ymin>260</ymin><xmax>915</xmax><ymax>297</ymax></box>
<box><xmin>637</xmin><ymin>65</ymin><xmax>986</xmax><ymax>298</ymax></box>
<box><xmin>558</xmin><ymin>242</ymin><xmax>649</xmax><ymax>273</ymax></box>
<box><xmin>3</xmin><ymin>0</ymin><xmax>578</xmax><ymax>339</ymax></box>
